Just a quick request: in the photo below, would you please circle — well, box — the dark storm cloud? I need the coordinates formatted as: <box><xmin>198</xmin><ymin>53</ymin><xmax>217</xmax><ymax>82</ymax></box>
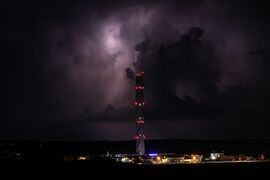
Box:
<box><xmin>131</xmin><ymin>27</ymin><xmax>220</xmax><ymax>118</ymax></box>
<box><xmin>2</xmin><ymin>0</ymin><xmax>270</xmax><ymax>140</ymax></box>
<box><xmin>130</xmin><ymin>26</ymin><xmax>260</xmax><ymax>120</ymax></box>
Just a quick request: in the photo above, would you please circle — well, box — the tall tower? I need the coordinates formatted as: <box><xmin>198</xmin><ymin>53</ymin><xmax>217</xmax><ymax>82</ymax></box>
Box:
<box><xmin>134</xmin><ymin>71</ymin><xmax>145</xmax><ymax>155</ymax></box>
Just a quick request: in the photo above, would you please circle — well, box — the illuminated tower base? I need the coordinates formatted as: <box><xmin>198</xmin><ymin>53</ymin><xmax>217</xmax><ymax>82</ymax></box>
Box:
<box><xmin>134</xmin><ymin>71</ymin><xmax>145</xmax><ymax>155</ymax></box>
<box><xmin>136</xmin><ymin>136</ymin><xmax>145</xmax><ymax>155</ymax></box>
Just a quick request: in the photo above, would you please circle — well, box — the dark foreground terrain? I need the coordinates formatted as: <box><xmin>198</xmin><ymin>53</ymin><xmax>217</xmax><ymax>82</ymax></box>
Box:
<box><xmin>1</xmin><ymin>140</ymin><xmax>270</xmax><ymax>179</ymax></box>
<box><xmin>1</xmin><ymin>159</ymin><xmax>270</xmax><ymax>179</ymax></box>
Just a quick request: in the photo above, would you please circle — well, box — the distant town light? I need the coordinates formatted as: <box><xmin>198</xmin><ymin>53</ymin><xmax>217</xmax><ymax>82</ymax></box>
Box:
<box><xmin>78</xmin><ymin>156</ymin><xmax>86</xmax><ymax>160</ymax></box>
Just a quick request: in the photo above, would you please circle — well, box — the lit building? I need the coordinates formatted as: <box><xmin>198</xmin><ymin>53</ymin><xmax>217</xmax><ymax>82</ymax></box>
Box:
<box><xmin>210</xmin><ymin>152</ymin><xmax>224</xmax><ymax>160</ymax></box>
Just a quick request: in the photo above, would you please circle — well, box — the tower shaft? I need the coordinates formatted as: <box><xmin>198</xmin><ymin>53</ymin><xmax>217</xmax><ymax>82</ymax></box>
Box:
<box><xmin>134</xmin><ymin>71</ymin><xmax>145</xmax><ymax>154</ymax></box>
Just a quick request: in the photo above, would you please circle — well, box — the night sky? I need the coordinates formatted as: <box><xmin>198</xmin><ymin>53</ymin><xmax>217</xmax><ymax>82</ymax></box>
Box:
<box><xmin>2</xmin><ymin>0</ymin><xmax>270</xmax><ymax>140</ymax></box>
